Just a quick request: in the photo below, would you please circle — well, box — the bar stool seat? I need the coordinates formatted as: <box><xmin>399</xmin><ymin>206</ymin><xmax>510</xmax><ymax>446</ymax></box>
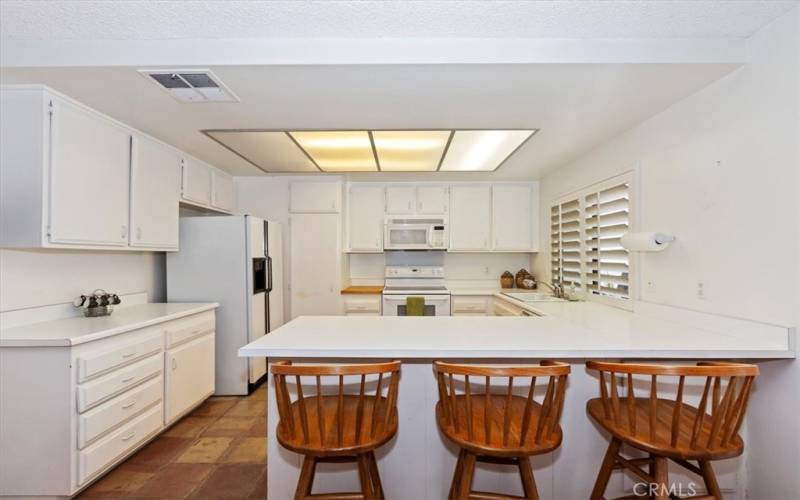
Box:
<box><xmin>272</xmin><ymin>360</ymin><xmax>402</xmax><ymax>500</ymax></box>
<box><xmin>585</xmin><ymin>361</ymin><xmax>758</xmax><ymax>500</ymax></box>
<box><xmin>586</xmin><ymin>398</ymin><xmax>744</xmax><ymax>461</ymax></box>
<box><xmin>434</xmin><ymin>361</ymin><xmax>571</xmax><ymax>500</ymax></box>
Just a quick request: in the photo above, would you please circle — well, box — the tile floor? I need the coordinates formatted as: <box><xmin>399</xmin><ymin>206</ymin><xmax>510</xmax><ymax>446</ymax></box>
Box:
<box><xmin>79</xmin><ymin>384</ymin><xmax>268</xmax><ymax>499</ymax></box>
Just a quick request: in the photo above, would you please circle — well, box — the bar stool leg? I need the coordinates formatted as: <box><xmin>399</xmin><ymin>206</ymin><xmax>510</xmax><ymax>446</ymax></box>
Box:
<box><xmin>518</xmin><ymin>457</ymin><xmax>539</xmax><ymax>500</ymax></box>
<box><xmin>357</xmin><ymin>454</ymin><xmax>375</xmax><ymax>499</ymax></box>
<box><xmin>456</xmin><ymin>451</ymin><xmax>477</xmax><ymax>500</ymax></box>
<box><xmin>700</xmin><ymin>460</ymin><xmax>722</xmax><ymax>500</ymax></box>
<box><xmin>590</xmin><ymin>437</ymin><xmax>621</xmax><ymax>500</ymax></box>
<box><xmin>294</xmin><ymin>456</ymin><xmax>317</xmax><ymax>500</ymax></box>
<box><xmin>448</xmin><ymin>449</ymin><xmax>466</xmax><ymax>500</ymax></box>
<box><xmin>652</xmin><ymin>456</ymin><xmax>669</xmax><ymax>500</ymax></box>
<box><xmin>367</xmin><ymin>451</ymin><xmax>385</xmax><ymax>500</ymax></box>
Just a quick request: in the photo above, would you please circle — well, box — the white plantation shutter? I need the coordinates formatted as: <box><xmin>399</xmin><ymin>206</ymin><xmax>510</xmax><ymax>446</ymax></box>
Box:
<box><xmin>583</xmin><ymin>182</ymin><xmax>630</xmax><ymax>300</ymax></box>
<box><xmin>551</xmin><ymin>198</ymin><xmax>582</xmax><ymax>288</ymax></box>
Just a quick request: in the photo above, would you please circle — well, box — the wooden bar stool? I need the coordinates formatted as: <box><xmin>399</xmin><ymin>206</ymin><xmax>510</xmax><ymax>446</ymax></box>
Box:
<box><xmin>585</xmin><ymin>361</ymin><xmax>759</xmax><ymax>500</ymax></box>
<box><xmin>433</xmin><ymin>361</ymin><xmax>571</xmax><ymax>500</ymax></box>
<box><xmin>272</xmin><ymin>360</ymin><xmax>401</xmax><ymax>500</ymax></box>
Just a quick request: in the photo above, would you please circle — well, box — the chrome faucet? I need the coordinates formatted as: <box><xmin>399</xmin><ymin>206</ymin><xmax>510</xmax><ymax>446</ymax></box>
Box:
<box><xmin>539</xmin><ymin>281</ymin><xmax>564</xmax><ymax>299</ymax></box>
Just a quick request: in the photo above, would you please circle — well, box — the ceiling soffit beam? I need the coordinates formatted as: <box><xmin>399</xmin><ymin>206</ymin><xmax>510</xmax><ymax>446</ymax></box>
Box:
<box><xmin>0</xmin><ymin>37</ymin><xmax>746</xmax><ymax>68</ymax></box>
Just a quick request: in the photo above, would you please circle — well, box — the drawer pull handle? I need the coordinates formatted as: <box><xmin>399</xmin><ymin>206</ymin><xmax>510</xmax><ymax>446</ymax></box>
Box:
<box><xmin>121</xmin><ymin>400</ymin><xmax>137</xmax><ymax>409</ymax></box>
<box><xmin>121</xmin><ymin>376</ymin><xmax>136</xmax><ymax>384</ymax></box>
<box><xmin>121</xmin><ymin>351</ymin><xmax>136</xmax><ymax>359</ymax></box>
<box><xmin>121</xmin><ymin>431</ymin><xmax>137</xmax><ymax>442</ymax></box>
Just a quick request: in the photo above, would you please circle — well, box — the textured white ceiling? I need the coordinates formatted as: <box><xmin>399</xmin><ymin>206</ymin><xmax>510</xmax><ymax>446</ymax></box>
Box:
<box><xmin>1</xmin><ymin>1</ymin><xmax>797</xmax><ymax>40</ymax></box>
<box><xmin>0</xmin><ymin>63</ymin><xmax>737</xmax><ymax>179</ymax></box>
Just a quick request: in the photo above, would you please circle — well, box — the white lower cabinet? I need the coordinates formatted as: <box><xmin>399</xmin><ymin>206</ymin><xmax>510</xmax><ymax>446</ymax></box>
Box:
<box><xmin>0</xmin><ymin>308</ymin><xmax>216</xmax><ymax>497</ymax></box>
<box><xmin>343</xmin><ymin>295</ymin><xmax>382</xmax><ymax>316</ymax></box>
<box><xmin>451</xmin><ymin>296</ymin><xmax>493</xmax><ymax>316</ymax></box>
<box><xmin>165</xmin><ymin>333</ymin><xmax>215</xmax><ymax>424</ymax></box>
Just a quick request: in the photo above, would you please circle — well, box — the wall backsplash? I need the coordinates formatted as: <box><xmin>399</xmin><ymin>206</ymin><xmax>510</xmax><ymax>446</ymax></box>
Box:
<box><xmin>0</xmin><ymin>249</ymin><xmax>165</xmax><ymax>314</ymax></box>
<box><xmin>348</xmin><ymin>252</ymin><xmax>533</xmax><ymax>286</ymax></box>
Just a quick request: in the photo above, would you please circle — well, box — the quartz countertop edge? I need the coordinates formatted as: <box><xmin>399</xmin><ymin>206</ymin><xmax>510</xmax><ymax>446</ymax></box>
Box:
<box><xmin>238</xmin><ymin>314</ymin><xmax>795</xmax><ymax>360</ymax></box>
<box><xmin>0</xmin><ymin>303</ymin><xmax>219</xmax><ymax>347</ymax></box>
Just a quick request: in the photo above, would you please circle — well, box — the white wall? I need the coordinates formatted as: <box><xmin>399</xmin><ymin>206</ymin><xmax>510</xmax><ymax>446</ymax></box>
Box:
<box><xmin>533</xmin><ymin>8</ymin><xmax>800</xmax><ymax>499</ymax></box>
<box><xmin>0</xmin><ymin>249</ymin><xmax>165</xmax><ymax>313</ymax></box>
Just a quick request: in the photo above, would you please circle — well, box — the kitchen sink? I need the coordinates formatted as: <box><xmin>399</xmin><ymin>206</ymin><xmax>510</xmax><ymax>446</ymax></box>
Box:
<box><xmin>501</xmin><ymin>292</ymin><xmax>564</xmax><ymax>303</ymax></box>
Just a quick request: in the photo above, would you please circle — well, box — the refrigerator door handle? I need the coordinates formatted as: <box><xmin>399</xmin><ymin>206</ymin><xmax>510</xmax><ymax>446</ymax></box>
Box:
<box><xmin>266</xmin><ymin>256</ymin><xmax>273</xmax><ymax>293</ymax></box>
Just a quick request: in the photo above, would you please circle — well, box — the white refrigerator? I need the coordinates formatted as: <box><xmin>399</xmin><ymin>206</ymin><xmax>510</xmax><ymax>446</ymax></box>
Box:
<box><xmin>167</xmin><ymin>215</ymin><xmax>284</xmax><ymax>395</ymax></box>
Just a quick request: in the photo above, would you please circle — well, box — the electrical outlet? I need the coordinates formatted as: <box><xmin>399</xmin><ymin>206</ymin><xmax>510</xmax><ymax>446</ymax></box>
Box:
<box><xmin>696</xmin><ymin>282</ymin><xmax>705</xmax><ymax>300</ymax></box>
<box><xmin>484</xmin><ymin>266</ymin><xmax>490</xmax><ymax>275</ymax></box>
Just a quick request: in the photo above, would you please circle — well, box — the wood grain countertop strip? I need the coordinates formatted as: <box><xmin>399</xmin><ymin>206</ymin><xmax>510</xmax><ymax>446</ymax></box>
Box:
<box><xmin>341</xmin><ymin>286</ymin><xmax>384</xmax><ymax>295</ymax></box>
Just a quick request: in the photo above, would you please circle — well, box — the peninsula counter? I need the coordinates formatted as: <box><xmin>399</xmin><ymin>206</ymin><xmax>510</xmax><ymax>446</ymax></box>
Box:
<box><xmin>239</xmin><ymin>306</ymin><xmax>795</xmax><ymax>499</ymax></box>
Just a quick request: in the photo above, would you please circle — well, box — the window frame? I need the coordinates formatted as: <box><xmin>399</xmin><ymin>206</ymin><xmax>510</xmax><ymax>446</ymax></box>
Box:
<box><xmin>549</xmin><ymin>171</ymin><xmax>637</xmax><ymax>311</ymax></box>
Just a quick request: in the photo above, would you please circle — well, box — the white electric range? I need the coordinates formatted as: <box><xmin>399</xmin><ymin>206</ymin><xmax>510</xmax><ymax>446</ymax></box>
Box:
<box><xmin>381</xmin><ymin>265</ymin><xmax>451</xmax><ymax>316</ymax></box>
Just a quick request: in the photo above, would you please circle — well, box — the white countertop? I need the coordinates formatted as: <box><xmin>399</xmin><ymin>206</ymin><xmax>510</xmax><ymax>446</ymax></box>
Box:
<box><xmin>239</xmin><ymin>301</ymin><xmax>795</xmax><ymax>359</ymax></box>
<box><xmin>0</xmin><ymin>303</ymin><xmax>219</xmax><ymax>347</ymax></box>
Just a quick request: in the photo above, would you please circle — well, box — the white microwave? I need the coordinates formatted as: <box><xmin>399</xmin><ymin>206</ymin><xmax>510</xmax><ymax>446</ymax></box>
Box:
<box><xmin>384</xmin><ymin>217</ymin><xmax>448</xmax><ymax>250</ymax></box>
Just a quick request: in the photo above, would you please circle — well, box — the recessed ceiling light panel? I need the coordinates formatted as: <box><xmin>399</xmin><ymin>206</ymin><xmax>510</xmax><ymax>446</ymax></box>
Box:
<box><xmin>373</xmin><ymin>130</ymin><xmax>451</xmax><ymax>171</ymax></box>
<box><xmin>439</xmin><ymin>130</ymin><xmax>536</xmax><ymax>172</ymax></box>
<box><xmin>289</xmin><ymin>131</ymin><xmax>377</xmax><ymax>172</ymax></box>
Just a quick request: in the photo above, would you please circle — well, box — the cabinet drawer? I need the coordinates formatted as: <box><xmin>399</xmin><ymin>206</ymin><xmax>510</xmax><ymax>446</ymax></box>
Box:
<box><xmin>77</xmin><ymin>354</ymin><xmax>162</xmax><ymax>413</ymax></box>
<box><xmin>77</xmin><ymin>330</ymin><xmax>163</xmax><ymax>383</ymax></box>
<box><xmin>343</xmin><ymin>296</ymin><xmax>381</xmax><ymax>314</ymax></box>
<box><xmin>78</xmin><ymin>404</ymin><xmax>163</xmax><ymax>485</ymax></box>
<box><xmin>78</xmin><ymin>376</ymin><xmax>163</xmax><ymax>449</ymax></box>
<box><xmin>163</xmin><ymin>311</ymin><xmax>215</xmax><ymax>348</ymax></box>
<box><xmin>452</xmin><ymin>297</ymin><xmax>490</xmax><ymax>314</ymax></box>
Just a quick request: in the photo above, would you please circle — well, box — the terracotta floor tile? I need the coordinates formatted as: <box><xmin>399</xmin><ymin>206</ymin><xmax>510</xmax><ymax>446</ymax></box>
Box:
<box><xmin>248</xmin><ymin>468</ymin><xmax>267</xmax><ymax>499</ymax></box>
<box><xmin>191</xmin><ymin>464</ymin><xmax>266</xmax><ymax>499</ymax></box>
<box><xmin>127</xmin><ymin>437</ymin><xmax>194</xmax><ymax>466</ymax></box>
<box><xmin>202</xmin><ymin>416</ymin><xmax>259</xmax><ymax>437</ymax></box>
<box><xmin>176</xmin><ymin>437</ymin><xmax>233</xmax><ymax>463</ymax></box>
<box><xmin>164</xmin><ymin>416</ymin><xmax>217</xmax><ymax>438</ymax></box>
<box><xmin>79</xmin><ymin>468</ymin><xmax>154</xmax><ymax>497</ymax></box>
<box><xmin>247</xmin><ymin>417</ymin><xmax>267</xmax><ymax>437</ymax></box>
<box><xmin>192</xmin><ymin>398</ymin><xmax>238</xmax><ymax>417</ymax></box>
<box><xmin>132</xmin><ymin>463</ymin><xmax>214</xmax><ymax>498</ymax></box>
<box><xmin>225</xmin><ymin>399</ymin><xmax>266</xmax><ymax>417</ymax></box>
<box><xmin>248</xmin><ymin>384</ymin><xmax>267</xmax><ymax>401</ymax></box>
<box><xmin>222</xmin><ymin>437</ymin><xmax>266</xmax><ymax>464</ymax></box>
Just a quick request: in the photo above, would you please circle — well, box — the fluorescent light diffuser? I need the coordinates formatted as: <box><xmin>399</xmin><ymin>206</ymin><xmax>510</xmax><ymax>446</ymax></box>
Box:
<box><xmin>289</xmin><ymin>131</ymin><xmax>377</xmax><ymax>172</ymax></box>
<box><xmin>373</xmin><ymin>130</ymin><xmax>451</xmax><ymax>171</ymax></box>
<box><xmin>439</xmin><ymin>130</ymin><xmax>535</xmax><ymax>172</ymax></box>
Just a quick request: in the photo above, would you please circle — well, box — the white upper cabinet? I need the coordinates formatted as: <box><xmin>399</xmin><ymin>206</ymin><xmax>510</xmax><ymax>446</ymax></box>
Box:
<box><xmin>385</xmin><ymin>186</ymin><xmax>416</xmax><ymax>215</ymax></box>
<box><xmin>48</xmin><ymin>97</ymin><xmax>132</xmax><ymax>246</ymax></box>
<box><xmin>449</xmin><ymin>185</ymin><xmax>492</xmax><ymax>251</ymax></box>
<box><xmin>492</xmin><ymin>184</ymin><xmax>537</xmax><ymax>251</ymax></box>
<box><xmin>211</xmin><ymin>170</ymin><xmax>235</xmax><ymax>213</ymax></box>
<box><xmin>347</xmin><ymin>184</ymin><xmax>385</xmax><ymax>252</ymax></box>
<box><xmin>129</xmin><ymin>135</ymin><xmax>181</xmax><ymax>250</ymax></box>
<box><xmin>290</xmin><ymin>180</ymin><xmax>341</xmax><ymax>213</ymax></box>
<box><xmin>181</xmin><ymin>157</ymin><xmax>212</xmax><ymax>206</ymax></box>
<box><xmin>416</xmin><ymin>185</ymin><xmax>449</xmax><ymax>214</ymax></box>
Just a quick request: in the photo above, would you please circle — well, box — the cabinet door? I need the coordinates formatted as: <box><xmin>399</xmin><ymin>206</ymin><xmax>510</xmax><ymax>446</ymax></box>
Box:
<box><xmin>211</xmin><ymin>170</ymin><xmax>234</xmax><ymax>212</ymax></box>
<box><xmin>129</xmin><ymin>136</ymin><xmax>180</xmax><ymax>249</ymax></box>
<box><xmin>48</xmin><ymin>99</ymin><xmax>131</xmax><ymax>246</ymax></box>
<box><xmin>417</xmin><ymin>185</ymin><xmax>449</xmax><ymax>214</ymax></box>
<box><xmin>290</xmin><ymin>213</ymin><xmax>341</xmax><ymax>318</ymax></box>
<box><xmin>290</xmin><ymin>181</ymin><xmax>341</xmax><ymax>213</ymax></box>
<box><xmin>385</xmin><ymin>186</ymin><xmax>416</xmax><ymax>214</ymax></box>
<box><xmin>348</xmin><ymin>185</ymin><xmax>384</xmax><ymax>252</ymax></box>
<box><xmin>165</xmin><ymin>334</ymin><xmax>215</xmax><ymax>424</ymax></box>
<box><xmin>449</xmin><ymin>185</ymin><xmax>492</xmax><ymax>251</ymax></box>
<box><xmin>181</xmin><ymin>158</ymin><xmax>212</xmax><ymax>206</ymax></box>
<box><xmin>492</xmin><ymin>184</ymin><xmax>533</xmax><ymax>251</ymax></box>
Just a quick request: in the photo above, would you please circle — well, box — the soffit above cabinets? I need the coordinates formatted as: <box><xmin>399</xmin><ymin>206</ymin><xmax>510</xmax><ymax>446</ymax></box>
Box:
<box><xmin>202</xmin><ymin>129</ymin><xmax>538</xmax><ymax>173</ymax></box>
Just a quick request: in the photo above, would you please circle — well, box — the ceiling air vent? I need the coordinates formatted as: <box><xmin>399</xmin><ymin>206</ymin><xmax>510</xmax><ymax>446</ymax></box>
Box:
<box><xmin>139</xmin><ymin>69</ymin><xmax>239</xmax><ymax>103</ymax></box>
